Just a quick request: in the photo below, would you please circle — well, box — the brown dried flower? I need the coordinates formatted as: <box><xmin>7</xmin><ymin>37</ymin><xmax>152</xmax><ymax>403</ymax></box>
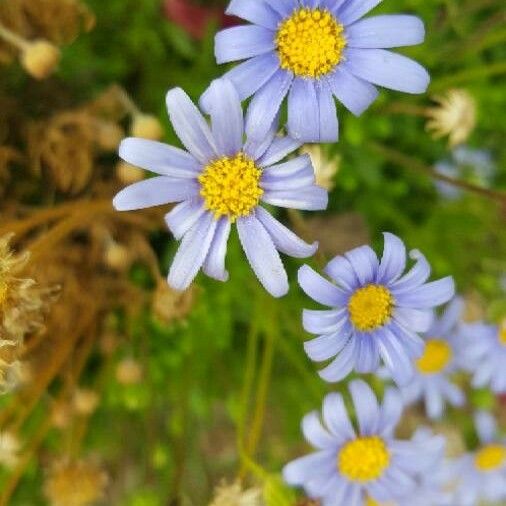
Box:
<box><xmin>44</xmin><ymin>458</ymin><xmax>108</xmax><ymax>506</ymax></box>
<box><xmin>152</xmin><ymin>282</ymin><xmax>196</xmax><ymax>325</ymax></box>
<box><xmin>209</xmin><ymin>480</ymin><xmax>262</xmax><ymax>506</ymax></box>
<box><xmin>20</xmin><ymin>39</ymin><xmax>60</xmax><ymax>79</ymax></box>
<box><xmin>0</xmin><ymin>234</ymin><xmax>56</xmax><ymax>343</ymax></box>
<box><xmin>426</xmin><ymin>89</ymin><xmax>476</xmax><ymax>147</ymax></box>
<box><xmin>115</xmin><ymin>358</ymin><xmax>143</xmax><ymax>385</ymax></box>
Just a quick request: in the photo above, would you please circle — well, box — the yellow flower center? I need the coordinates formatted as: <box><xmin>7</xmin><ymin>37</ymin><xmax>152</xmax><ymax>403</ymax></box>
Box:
<box><xmin>276</xmin><ymin>8</ymin><xmax>346</xmax><ymax>79</ymax></box>
<box><xmin>198</xmin><ymin>153</ymin><xmax>263</xmax><ymax>222</ymax></box>
<box><xmin>348</xmin><ymin>285</ymin><xmax>394</xmax><ymax>332</ymax></box>
<box><xmin>499</xmin><ymin>325</ymin><xmax>506</xmax><ymax>346</ymax></box>
<box><xmin>415</xmin><ymin>339</ymin><xmax>453</xmax><ymax>375</ymax></box>
<box><xmin>338</xmin><ymin>436</ymin><xmax>390</xmax><ymax>482</ymax></box>
<box><xmin>475</xmin><ymin>445</ymin><xmax>506</xmax><ymax>472</ymax></box>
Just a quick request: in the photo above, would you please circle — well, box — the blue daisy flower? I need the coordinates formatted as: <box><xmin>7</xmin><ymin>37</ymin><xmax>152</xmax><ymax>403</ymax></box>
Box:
<box><xmin>113</xmin><ymin>78</ymin><xmax>328</xmax><ymax>297</ymax></box>
<box><xmin>380</xmin><ymin>298</ymin><xmax>466</xmax><ymax>419</ymax></box>
<box><xmin>459</xmin><ymin>320</ymin><xmax>506</xmax><ymax>394</ymax></box>
<box><xmin>451</xmin><ymin>411</ymin><xmax>506</xmax><ymax>506</ymax></box>
<box><xmin>297</xmin><ymin>233</ymin><xmax>455</xmax><ymax>385</ymax></box>
<box><xmin>283</xmin><ymin>380</ymin><xmax>445</xmax><ymax>506</ymax></box>
<box><xmin>204</xmin><ymin>0</ymin><xmax>429</xmax><ymax>143</ymax></box>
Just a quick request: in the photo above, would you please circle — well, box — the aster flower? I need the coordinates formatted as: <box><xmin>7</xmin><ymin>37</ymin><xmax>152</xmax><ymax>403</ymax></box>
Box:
<box><xmin>205</xmin><ymin>0</ymin><xmax>429</xmax><ymax>143</ymax></box>
<box><xmin>283</xmin><ymin>380</ymin><xmax>445</xmax><ymax>505</ymax></box>
<box><xmin>459</xmin><ymin>319</ymin><xmax>506</xmax><ymax>394</ymax></box>
<box><xmin>298</xmin><ymin>232</ymin><xmax>455</xmax><ymax>385</ymax></box>
<box><xmin>426</xmin><ymin>89</ymin><xmax>476</xmax><ymax>148</ymax></box>
<box><xmin>452</xmin><ymin>411</ymin><xmax>506</xmax><ymax>506</ymax></box>
<box><xmin>113</xmin><ymin>78</ymin><xmax>327</xmax><ymax>297</ymax></box>
<box><xmin>380</xmin><ymin>298</ymin><xmax>466</xmax><ymax>419</ymax></box>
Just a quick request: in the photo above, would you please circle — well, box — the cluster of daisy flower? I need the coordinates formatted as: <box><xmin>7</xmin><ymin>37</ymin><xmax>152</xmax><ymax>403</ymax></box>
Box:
<box><xmin>110</xmin><ymin>1</ymin><xmax>505</xmax><ymax>505</ymax></box>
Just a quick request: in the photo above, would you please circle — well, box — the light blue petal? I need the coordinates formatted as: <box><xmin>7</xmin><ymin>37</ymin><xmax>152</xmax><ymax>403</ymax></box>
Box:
<box><xmin>304</xmin><ymin>329</ymin><xmax>352</xmax><ymax>362</ymax></box>
<box><xmin>226</xmin><ymin>0</ymin><xmax>281</xmax><ymax>29</ymax></box>
<box><xmin>119</xmin><ymin>138</ymin><xmax>201</xmax><ymax>178</ymax></box>
<box><xmin>283</xmin><ymin>450</ymin><xmax>335</xmax><ymax>485</ymax></box>
<box><xmin>257</xmin><ymin>136</ymin><xmax>302</xmax><ymax>167</ymax></box>
<box><xmin>245</xmin><ymin>69</ymin><xmax>293</xmax><ymax>142</ymax></box>
<box><xmin>316</xmin><ymin>79</ymin><xmax>339</xmax><ymax>143</ymax></box>
<box><xmin>355</xmin><ymin>334</ymin><xmax>380</xmax><ymax>373</ymax></box>
<box><xmin>237</xmin><ymin>214</ymin><xmax>289</xmax><ymax>297</ymax></box>
<box><xmin>319</xmin><ymin>338</ymin><xmax>358</xmax><ymax>382</ymax></box>
<box><xmin>428</xmin><ymin>297</ymin><xmax>463</xmax><ymax>337</ymax></box>
<box><xmin>113</xmin><ymin>177</ymin><xmax>199</xmax><ymax>211</ymax></box>
<box><xmin>336</xmin><ymin>0</ymin><xmax>382</xmax><ymax>25</ymax></box>
<box><xmin>243</xmin><ymin>112</ymin><xmax>280</xmax><ymax>161</ymax></box>
<box><xmin>287</xmin><ymin>78</ymin><xmax>320</xmax><ymax>143</ymax></box>
<box><xmin>327</xmin><ymin>66</ymin><xmax>378</xmax><ymax>116</ymax></box>
<box><xmin>298</xmin><ymin>265</ymin><xmax>348</xmax><ymax>307</ymax></box>
<box><xmin>377</xmin><ymin>326</ymin><xmax>415</xmax><ymax>386</ymax></box>
<box><xmin>424</xmin><ymin>381</ymin><xmax>444</xmax><ymax>419</ymax></box>
<box><xmin>324</xmin><ymin>255</ymin><xmax>358</xmax><ymax>290</ymax></box>
<box><xmin>389</xmin><ymin>320</ymin><xmax>426</xmax><ymax>358</ymax></box>
<box><xmin>270</xmin><ymin>0</ymin><xmax>298</xmax><ymax>18</ymax></box>
<box><xmin>394</xmin><ymin>277</ymin><xmax>455</xmax><ymax>309</ymax></box>
<box><xmin>349</xmin><ymin>379</ymin><xmax>380</xmax><ymax>435</ymax></box>
<box><xmin>165</xmin><ymin>88</ymin><xmax>218</xmax><ymax>163</ymax></box>
<box><xmin>344</xmin><ymin>245</ymin><xmax>379</xmax><ymax>285</ymax></box>
<box><xmin>202</xmin><ymin>217</ymin><xmax>231</xmax><ymax>282</ymax></box>
<box><xmin>389</xmin><ymin>249</ymin><xmax>431</xmax><ymax>292</ymax></box>
<box><xmin>393</xmin><ymin>307</ymin><xmax>433</xmax><ymax>333</ymax></box>
<box><xmin>262</xmin><ymin>154</ymin><xmax>312</xmax><ymax>179</ymax></box>
<box><xmin>202</xmin><ymin>53</ymin><xmax>280</xmax><ymax>108</ymax></box>
<box><xmin>215</xmin><ymin>25</ymin><xmax>275</xmax><ymax>64</ymax></box>
<box><xmin>262</xmin><ymin>186</ymin><xmax>328</xmax><ymax>210</ymax></box>
<box><xmin>378</xmin><ymin>387</ymin><xmax>403</xmax><ymax>437</ymax></box>
<box><xmin>302</xmin><ymin>308</ymin><xmax>348</xmax><ymax>334</ymax></box>
<box><xmin>345</xmin><ymin>48</ymin><xmax>430</xmax><ymax>94</ymax></box>
<box><xmin>346</xmin><ymin>15</ymin><xmax>425</xmax><ymax>48</ymax></box>
<box><xmin>302</xmin><ymin>411</ymin><xmax>339</xmax><ymax>449</ymax></box>
<box><xmin>167</xmin><ymin>213</ymin><xmax>217</xmax><ymax>290</ymax></box>
<box><xmin>205</xmin><ymin>79</ymin><xmax>244</xmax><ymax>156</ymax></box>
<box><xmin>474</xmin><ymin>411</ymin><xmax>497</xmax><ymax>444</ymax></box>
<box><xmin>261</xmin><ymin>155</ymin><xmax>315</xmax><ymax>190</ymax></box>
<box><xmin>377</xmin><ymin>232</ymin><xmax>406</xmax><ymax>284</ymax></box>
<box><xmin>255</xmin><ymin>207</ymin><xmax>318</xmax><ymax>258</ymax></box>
<box><xmin>165</xmin><ymin>198</ymin><xmax>206</xmax><ymax>240</ymax></box>
<box><xmin>322</xmin><ymin>392</ymin><xmax>356</xmax><ymax>440</ymax></box>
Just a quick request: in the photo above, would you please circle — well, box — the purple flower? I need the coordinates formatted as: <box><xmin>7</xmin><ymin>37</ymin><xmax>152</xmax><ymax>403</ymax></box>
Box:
<box><xmin>283</xmin><ymin>380</ymin><xmax>445</xmax><ymax>506</ymax></box>
<box><xmin>205</xmin><ymin>0</ymin><xmax>429</xmax><ymax>143</ymax></box>
<box><xmin>298</xmin><ymin>233</ymin><xmax>455</xmax><ymax>385</ymax></box>
<box><xmin>451</xmin><ymin>411</ymin><xmax>506</xmax><ymax>506</ymax></box>
<box><xmin>113</xmin><ymin>79</ymin><xmax>327</xmax><ymax>297</ymax></box>
<box><xmin>459</xmin><ymin>320</ymin><xmax>506</xmax><ymax>394</ymax></box>
<box><xmin>380</xmin><ymin>298</ymin><xmax>466</xmax><ymax>419</ymax></box>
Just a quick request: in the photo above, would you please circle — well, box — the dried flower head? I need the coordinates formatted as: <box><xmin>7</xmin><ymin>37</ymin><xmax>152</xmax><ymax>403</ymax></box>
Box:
<box><xmin>0</xmin><ymin>340</ymin><xmax>25</xmax><ymax>393</ymax></box>
<box><xmin>115</xmin><ymin>161</ymin><xmax>145</xmax><ymax>184</ymax></box>
<box><xmin>115</xmin><ymin>358</ymin><xmax>143</xmax><ymax>385</ymax></box>
<box><xmin>130</xmin><ymin>114</ymin><xmax>164</xmax><ymax>141</ymax></box>
<box><xmin>0</xmin><ymin>234</ymin><xmax>55</xmax><ymax>342</ymax></box>
<box><xmin>0</xmin><ymin>431</ymin><xmax>21</xmax><ymax>469</ymax></box>
<box><xmin>44</xmin><ymin>458</ymin><xmax>108</xmax><ymax>506</ymax></box>
<box><xmin>426</xmin><ymin>89</ymin><xmax>476</xmax><ymax>147</ymax></box>
<box><xmin>301</xmin><ymin>145</ymin><xmax>341</xmax><ymax>191</ymax></box>
<box><xmin>20</xmin><ymin>39</ymin><xmax>60</xmax><ymax>79</ymax></box>
<box><xmin>94</xmin><ymin>120</ymin><xmax>124</xmax><ymax>152</ymax></box>
<box><xmin>73</xmin><ymin>389</ymin><xmax>99</xmax><ymax>416</ymax></box>
<box><xmin>27</xmin><ymin>112</ymin><xmax>95</xmax><ymax>194</ymax></box>
<box><xmin>152</xmin><ymin>282</ymin><xmax>196</xmax><ymax>325</ymax></box>
<box><xmin>209</xmin><ymin>480</ymin><xmax>262</xmax><ymax>506</ymax></box>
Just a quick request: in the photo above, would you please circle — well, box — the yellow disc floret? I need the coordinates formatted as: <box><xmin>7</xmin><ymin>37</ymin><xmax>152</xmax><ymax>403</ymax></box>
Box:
<box><xmin>348</xmin><ymin>285</ymin><xmax>394</xmax><ymax>332</ymax></box>
<box><xmin>416</xmin><ymin>339</ymin><xmax>453</xmax><ymax>375</ymax></box>
<box><xmin>475</xmin><ymin>444</ymin><xmax>506</xmax><ymax>472</ymax></box>
<box><xmin>276</xmin><ymin>8</ymin><xmax>346</xmax><ymax>78</ymax></box>
<box><xmin>338</xmin><ymin>436</ymin><xmax>390</xmax><ymax>482</ymax></box>
<box><xmin>198</xmin><ymin>153</ymin><xmax>263</xmax><ymax>222</ymax></box>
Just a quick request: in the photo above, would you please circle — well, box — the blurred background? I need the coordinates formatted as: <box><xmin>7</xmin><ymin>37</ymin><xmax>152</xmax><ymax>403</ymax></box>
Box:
<box><xmin>0</xmin><ymin>0</ymin><xmax>504</xmax><ymax>504</ymax></box>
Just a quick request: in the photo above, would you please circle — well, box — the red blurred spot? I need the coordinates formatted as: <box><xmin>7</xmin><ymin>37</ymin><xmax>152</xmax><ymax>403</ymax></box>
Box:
<box><xmin>164</xmin><ymin>0</ymin><xmax>239</xmax><ymax>40</ymax></box>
